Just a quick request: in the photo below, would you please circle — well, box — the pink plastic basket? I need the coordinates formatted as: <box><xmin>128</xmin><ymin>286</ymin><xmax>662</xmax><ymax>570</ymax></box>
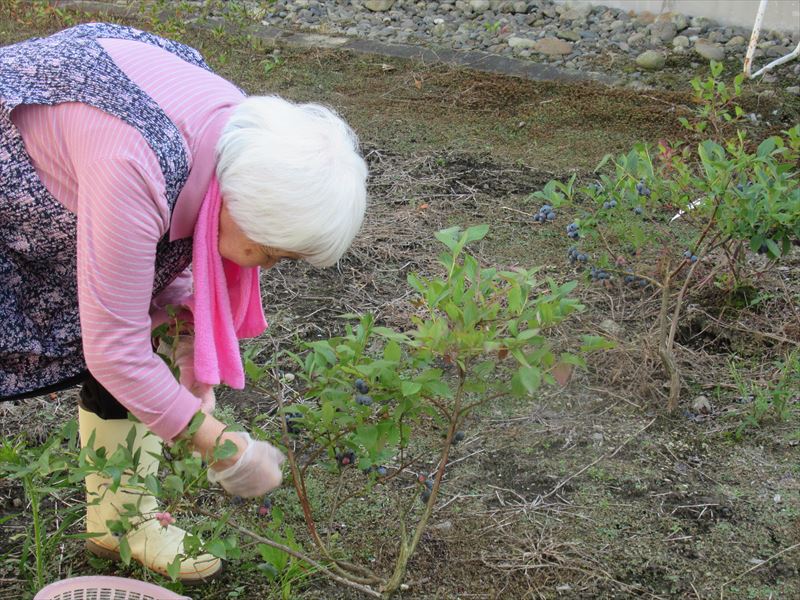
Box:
<box><xmin>34</xmin><ymin>576</ymin><xmax>192</xmax><ymax>600</ymax></box>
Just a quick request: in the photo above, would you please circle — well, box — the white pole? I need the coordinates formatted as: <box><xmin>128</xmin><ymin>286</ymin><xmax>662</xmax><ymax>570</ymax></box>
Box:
<box><xmin>743</xmin><ymin>0</ymin><xmax>769</xmax><ymax>78</ymax></box>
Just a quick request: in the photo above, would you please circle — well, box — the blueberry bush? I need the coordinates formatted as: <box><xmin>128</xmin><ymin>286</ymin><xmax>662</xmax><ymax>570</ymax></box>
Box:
<box><xmin>243</xmin><ymin>224</ymin><xmax>609</xmax><ymax>595</ymax></box>
<box><xmin>530</xmin><ymin>64</ymin><xmax>800</xmax><ymax>412</ymax></box>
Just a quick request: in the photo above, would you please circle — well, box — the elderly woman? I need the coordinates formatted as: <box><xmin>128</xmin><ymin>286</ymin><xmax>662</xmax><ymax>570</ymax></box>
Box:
<box><xmin>0</xmin><ymin>23</ymin><xmax>367</xmax><ymax>582</ymax></box>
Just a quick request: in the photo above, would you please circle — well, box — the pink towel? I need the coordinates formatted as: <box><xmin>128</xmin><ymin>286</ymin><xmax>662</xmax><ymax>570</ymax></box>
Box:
<box><xmin>188</xmin><ymin>175</ymin><xmax>267</xmax><ymax>388</ymax></box>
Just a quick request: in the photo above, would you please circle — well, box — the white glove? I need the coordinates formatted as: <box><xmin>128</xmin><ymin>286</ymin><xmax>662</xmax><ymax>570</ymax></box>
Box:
<box><xmin>159</xmin><ymin>335</ymin><xmax>216</xmax><ymax>413</ymax></box>
<box><xmin>207</xmin><ymin>432</ymin><xmax>285</xmax><ymax>498</ymax></box>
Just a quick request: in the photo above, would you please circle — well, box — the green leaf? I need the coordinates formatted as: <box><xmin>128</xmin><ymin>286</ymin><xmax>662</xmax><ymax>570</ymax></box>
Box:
<box><xmin>517</xmin><ymin>366</ymin><xmax>541</xmax><ymax>395</ymax></box>
<box><xmin>163</xmin><ymin>475</ymin><xmax>184</xmax><ymax>496</ymax></box>
<box><xmin>119</xmin><ymin>536</ymin><xmax>132</xmax><ymax>566</ymax></box>
<box><xmin>144</xmin><ymin>474</ymin><xmax>161</xmax><ymax>497</ymax></box>
<box><xmin>213</xmin><ymin>439</ymin><xmax>239</xmax><ymax>462</ymax></box>
<box><xmin>765</xmin><ymin>238</ymin><xmax>781</xmax><ymax>257</ymax></box>
<box><xmin>757</xmin><ymin>137</ymin><xmax>778</xmax><ymax>158</ymax></box>
<box><xmin>580</xmin><ymin>335</ymin><xmax>616</xmax><ymax>352</ymax></box>
<box><xmin>206</xmin><ymin>538</ymin><xmax>227</xmax><ymax>560</ymax></box>
<box><xmin>166</xmin><ymin>555</ymin><xmax>182</xmax><ymax>581</ymax></box>
<box><xmin>383</xmin><ymin>340</ymin><xmax>402</xmax><ymax>362</ymax></box>
<box><xmin>463</xmin><ymin>223</ymin><xmax>489</xmax><ymax>243</ymax></box>
<box><xmin>434</xmin><ymin>226</ymin><xmax>460</xmax><ymax>250</ymax></box>
<box><xmin>400</xmin><ymin>381</ymin><xmax>422</xmax><ymax>397</ymax></box>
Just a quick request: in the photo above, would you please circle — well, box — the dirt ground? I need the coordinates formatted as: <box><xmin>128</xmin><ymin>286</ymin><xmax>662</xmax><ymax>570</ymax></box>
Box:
<box><xmin>1</xmin><ymin>5</ymin><xmax>799</xmax><ymax>600</ymax></box>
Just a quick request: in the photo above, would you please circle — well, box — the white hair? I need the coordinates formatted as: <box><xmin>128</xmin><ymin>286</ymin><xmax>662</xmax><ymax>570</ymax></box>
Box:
<box><xmin>215</xmin><ymin>96</ymin><xmax>368</xmax><ymax>267</ymax></box>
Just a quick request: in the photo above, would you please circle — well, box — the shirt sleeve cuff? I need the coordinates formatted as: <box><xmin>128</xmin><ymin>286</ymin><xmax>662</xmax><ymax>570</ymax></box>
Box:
<box><xmin>144</xmin><ymin>387</ymin><xmax>203</xmax><ymax>442</ymax></box>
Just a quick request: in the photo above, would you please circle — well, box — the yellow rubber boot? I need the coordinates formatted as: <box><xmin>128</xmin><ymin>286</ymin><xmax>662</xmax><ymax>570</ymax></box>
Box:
<box><xmin>78</xmin><ymin>406</ymin><xmax>223</xmax><ymax>583</ymax></box>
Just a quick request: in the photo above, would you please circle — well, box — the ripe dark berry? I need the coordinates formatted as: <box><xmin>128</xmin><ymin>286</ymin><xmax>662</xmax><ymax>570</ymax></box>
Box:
<box><xmin>757</xmin><ymin>243</ymin><xmax>769</xmax><ymax>255</ymax></box>
<box><xmin>425</xmin><ymin>478</ymin><xmax>434</xmax><ymax>490</ymax></box>
<box><xmin>454</xmin><ymin>431</ymin><xmax>465</xmax><ymax>443</ymax></box>
<box><xmin>578</xmin><ymin>253</ymin><xmax>588</xmax><ymax>262</ymax></box>
<box><xmin>420</xmin><ymin>490</ymin><xmax>431</xmax><ymax>503</ymax></box>
<box><xmin>355</xmin><ymin>394</ymin><xmax>373</xmax><ymax>406</ymax></box>
<box><xmin>285</xmin><ymin>412</ymin><xmax>302</xmax><ymax>435</ymax></box>
<box><xmin>633</xmin><ymin>207</ymin><xmax>643</xmax><ymax>215</ymax></box>
<box><xmin>262</xmin><ymin>497</ymin><xmax>272</xmax><ymax>509</ymax></box>
<box><xmin>690</xmin><ymin>255</ymin><xmax>698</xmax><ymax>263</ymax></box>
<box><xmin>533</xmin><ymin>214</ymin><xmax>542</xmax><ymax>223</ymax></box>
<box><xmin>354</xmin><ymin>378</ymin><xmax>369</xmax><ymax>394</ymax></box>
<box><xmin>376</xmin><ymin>466</ymin><xmax>388</xmax><ymax>477</ymax></box>
<box><xmin>603</xmin><ymin>201</ymin><xmax>610</xmax><ymax>209</ymax></box>
<box><xmin>546</xmin><ymin>211</ymin><xmax>556</xmax><ymax>221</ymax></box>
<box><xmin>231</xmin><ymin>495</ymin><xmax>244</xmax><ymax>506</ymax></box>
<box><xmin>624</xmin><ymin>274</ymin><xmax>635</xmax><ymax>284</ymax></box>
<box><xmin>683</xmin><ymin>250</ymin><xmax>692</xmax><ymax>259</ymax></box>
<box><xmin>609</xmin><ymin>199</ymin><xmax>617</xmax><ymax>208</ymax></box>
<box><xmin>541</xmin><ymin>205</ymin><xmax>552</xmax><ymax>213</ymax></box>
<box><xmin>568</xmin><ymin>231</ymin><xmax>580</xmax><ymax>240</ymax></box>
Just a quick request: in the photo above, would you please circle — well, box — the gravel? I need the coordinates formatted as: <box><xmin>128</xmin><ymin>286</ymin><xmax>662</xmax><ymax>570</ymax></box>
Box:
<box><xmin>206</xmin><ymin>0</ymin><xmax>800</xmax><ymax>87</ymax></box>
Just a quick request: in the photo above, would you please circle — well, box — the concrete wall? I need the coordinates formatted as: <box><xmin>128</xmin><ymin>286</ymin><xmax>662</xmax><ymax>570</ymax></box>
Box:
<box><xmin>555</xmin><ymin>1</ymin><xmax>800</xmax><ymax>35</ymax></box>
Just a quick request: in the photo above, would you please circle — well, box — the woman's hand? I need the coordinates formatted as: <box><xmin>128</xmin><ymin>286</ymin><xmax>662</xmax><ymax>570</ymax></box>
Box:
<box><xmin>186</xmin><ymin>413</ymin><xmax>285</xmax><ymax>498</ymax></box>
<box><xmin>207</xmin><ymin>432</ymin><xmax>285</xmax><ymax>498</ymax></box>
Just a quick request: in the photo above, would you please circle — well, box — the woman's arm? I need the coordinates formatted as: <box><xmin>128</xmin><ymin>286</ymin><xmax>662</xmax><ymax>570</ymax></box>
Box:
<box><xmin>75</xmin><ymin>148</ymin><xmax>203</xmax><ymax>442</ymax></box>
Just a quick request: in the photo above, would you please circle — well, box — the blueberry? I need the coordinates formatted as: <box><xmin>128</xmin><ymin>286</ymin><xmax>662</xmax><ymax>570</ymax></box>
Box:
<box><xmin>355</xmin><ymin>394</ymin><xmax>373</xmax><ymax>406</ymax></box>
<box><xmin>690</xmin><ymin>255</ymin><xmax>698</xmax><ymax>263</ymax></box>
<box><xmin>376</xmin><ymin>466</ymin><xmax>388</xmax><ymax>477</ymax></box>
<box><xmin>262</xmin><ymin>497</ymin><xmax>272</xmax><ymax>509</ymax></box>
<box><xmin>567</xmin><ymin>223</ymin><xmax>577</xmax><ymax>233</ymax></box>
<box><xmin>285</xmin><ymin>412</ymin><xmax>302</xmax><ymax>435</ymax></box>
<box><xmin>425</xmin><ymin>478</ymin><xmax>434</xmax><ymax>490</ymax></box>
<box><xmin>541</xmin><ymin>204</ymin><xmax>552</xmax><ymax>212</ymax></box>
<box><xmin>624</xmin><ymin>274</ymin><xmax>635</xmax><ymax>284</ymax></box>
<box><xmin>533</xmin><ymin>214</ymin><xmax>541</xmax><ymax>222</ymax></box>
<box><xmin>683</xmin><ymin>250</ymin><xmax>692</xmax><ymax>259</ymax></box>
<box><xmin>635</xmin><ymin>182</ymin><xmax>643</xmax><ymax>194</ymax></box>
<box><xmin>603</xmin><ymin>201</ymin><xmax>610</xmax><ymax>209</ymax></box>
<box><xmin>568</xmin><ymin>246</ymin><xmax>577</xmax><ymax>254</ymax></box>
<box><xmin>568</xmin><ymin>231</ymin><xmax>580</xmax><ymax>240</ymax></box>
<box><xmin>638</xmin><ymin>278</ymin><xmax>648</xmax><ymax>287</ymax></box>
<box><xmin>609</xmin><ymin>199</ymin><xmax>617</xmax><ymax>208</ymax></box>
<box><xmin>453</xmin><ymin>430</ymin><xmax>465</xmax><ymax>444</ymax></box>
<box><xmin>578</xmin><ymin>254</ymin><xmax>588</xmax><ymax>262</ymax></box>
<box><xmin>736</xmin><ymin>183</ymin><xmax>744</xmax><ymax>192</ymax></box>
<box><xmin>757</xmin><ymin>243</ymin><xmax>769</xmax><ymax>255</ymax></box>
<box><xmin>231</xmin><ymin>495</ymin><xmax>244</xmax><ymax>506</ymax></box>
<box><xmin>421</xmin><ymin>489</ymin><xmax>431</xmax><ymax>503</ymax></box>
<box><xmin>633</xmin><ymin>207</ymin><xmax>643</xmax><ymax>215</ymax></box>
<box><xmin>354</xmin><ymin>378</ymin><xmax>369</xmax><ymax>394</ymax></box>
<box><xmin>546</xmin><ymin>211</ymin><xmax>556</xmax><ymax>221</ymax></box>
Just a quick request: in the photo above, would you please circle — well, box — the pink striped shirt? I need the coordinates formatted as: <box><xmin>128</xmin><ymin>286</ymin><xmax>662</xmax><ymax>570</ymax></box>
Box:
<box><xmin>11</xmin><ymin>38</ymin><xmax>245</xmax><ymax>440</ymax></box>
